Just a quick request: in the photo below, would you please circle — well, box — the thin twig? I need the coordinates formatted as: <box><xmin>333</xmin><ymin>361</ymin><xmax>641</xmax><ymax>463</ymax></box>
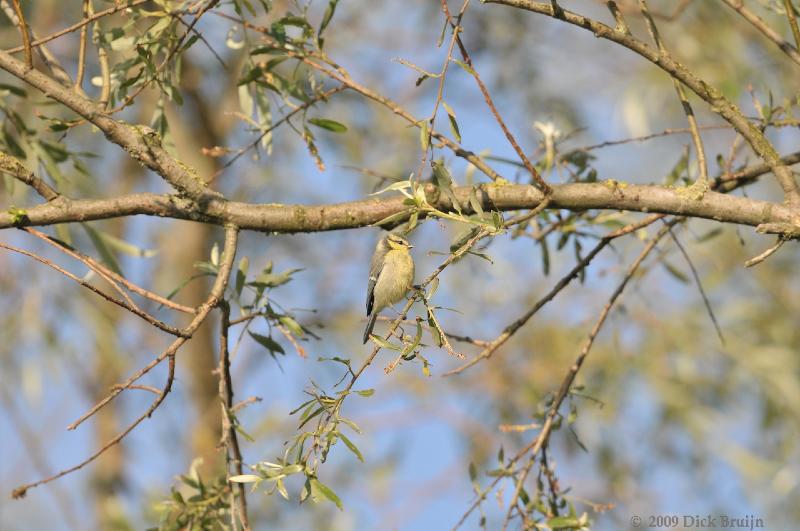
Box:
<box><xmin>666</xmin><ymin>225</ymin><xmax>725</xmax><ymax>346</ymax></box>
<box><xmin>5</xmin><ymin>0</ymin><xmax>150</xmax><ymax>55</ymax></box>
<box><xmin>11</xmin><ymin>227</ymin><xmax>238</xmax><ymax>498</ymax></box>
<box><xmin>443</xmin><ymin>0</ymin><xmax>550</xmax><ymax>193</ymax></box>
<box><xmin>211</xmin><ymin>85</ymin><xmax>345</xmax><ymax>181</ymax></box>
<box><xmin>500</xmin><ymin>220</ymin><xmax>677</xmax><ymax>530</ymax></box>
<box><xmin>0</xmin><ymin>242</ymin><xmax>184</xmax><ymax>336</ymax></box>
<box><xmin>639</xmin><ymin>0</ymin><xmax>709</xmax><ymax>190</ymax></box>
<box><xmin>218</xmin><ymin>302</ymin><xmax>250</xmax><ymax>530</ymax></box>
<box><xmin>412</xmin><ymin>0</ymin><xmax>471</xmax><ymax>183</ymax></box>
<box><xmin>75</xmin><ymin>0</ymin><xmax>89</xmax><ymax>91</ymax></box>
<box><xmin>11</xmin><ymin>355</ymin><xmax>178</xmax><ymax>499</ymax></box>
<box><xmin>23</xmin><ymin>227</ymin><xmax>195</xmax><ymax>314</ymax></box>
<box><xmin>9</xmin><ymin>0</ymin><xmax>31</xmax><ymax>67</ymax></box>
<box><xmin>719</xmin><ymin>0</ymin><xmax>800</xmax><ymax>66</ymax></box>
<box><xmin>744</xmin><ymin>237</ymin><xmax>785</xmax><ymax>267</ymax></box>
<box><xmin>784</xmin><ymin>0</ymin><xmax>800</xmax><ymax>51</ymax></box>
<box><xmin>484</xmin><ymin>0</ymin><xmax>800</xmax><ymax>204</ymax></box>
<box><xmin>445</xmin><ymin>213</ymin><xmax>665</xmax><ymax>376</ymax></box>
<box><xmin>276</xmin><ymin>323</ymin><xmax>308</xmax><ymax>358</ymax></box>
<box><xmin>375</xmin><ymin>315</ymin><xmax>491</xmax><ymax>347</ymax></box>
<box><xmin>63</xmin><ymin>227</ymin><xmax>238</xmax><ymax>432</ymax></box>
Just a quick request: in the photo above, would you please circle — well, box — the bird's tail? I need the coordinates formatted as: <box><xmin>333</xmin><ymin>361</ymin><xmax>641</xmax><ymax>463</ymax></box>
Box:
<box><xmin>363</xmin><ymin>312</ymin><xmax>378</xmax><ymax>344</ymax></box>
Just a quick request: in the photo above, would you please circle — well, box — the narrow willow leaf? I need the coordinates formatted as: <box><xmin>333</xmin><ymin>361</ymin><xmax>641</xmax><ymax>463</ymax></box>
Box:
<box><xmin>279</xmin><ymin>315</ymin><xmax>304</xmax><ymax>337</ymax></box>
<box><xmin>338</xmin><ymin>432</ymin><xmax>364</xmax><ymax>462</ymax></box>
<box><xmin>420</xmin><ymin>120</ymin><xmax>430</xmax><ymax>152</ymax></box>
<box><xmin>371</xmin><ymin>209</ymin><xmax>414</xmax><ymax>228</ymax></box>
<box><xmin>94</xmin><ymin>232</ymin><xmax>159</xmax><ymax>258</ymax></box>
<box><xmin>468</xmin><ymin>187</ymin><xmax>484</xmax><ymax>216</ymax></box>
<box><xmin>229</xmin><ymin>474</ymin><xmax>261</xmax><ymax>483</ymax></box>
<box><xmin>249</xmin><ymin>332</ymin><xmax>285</xmax><ymax>355</ymax></box>
<box><xmin>452</xmin><ymin>59</ymin><xmax>475</xmax><ymax>76</ymax></box>
<box><xmin>370</xmin><ymin>179</ymin><xmax>412</xmax><ymax>196</ymax></box>
<box><xmin>235</xmin><ymin>256</ymin><xmax>249</xmax><ymax>296</ymax></box>
<box><xmin>663</xmin><ymin>262</ymin><xmax>690</xmax><ymax>284</ymax></box>
<box><xmin>310</xmin><ymin>478</ymin><xmax>343</xmax><ymax>510</ymax></box>
<box><xmin>308</xmin><ymin>117</ymin><xmax>347</xmax><ymax>133</ymax></box>
<box><xmin>318</xmin><ymin>0</ymin><xmax>339</xmax><ymax>40</ymax></box>
<box><xmin>432</xmin><ymin>159</ymin><xmax>462</xmax><ymax>214</ymax></box>
<box><xmin>442</xmin><ymin>101</ymin><xmax>461</xmax><ymax>143</ymax></box>
<box><xmin>276</xmin><ymin>479</ymin><xmax>289</xmax><ymax>500</ymax></box>
<box><xmin>81</xmin><ymin>224</ymin><xmax>123</xmax><ymax>276</ymax></box>
<box><xmin>369</xmin><ymin>335</ymin><xmax>403</xmax><ymax>351</ymax></box>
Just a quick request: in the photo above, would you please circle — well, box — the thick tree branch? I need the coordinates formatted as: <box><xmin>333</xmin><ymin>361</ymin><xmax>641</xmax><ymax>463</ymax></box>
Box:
<box><xmin>0</xmin><ymin>49</ymin><xmax>215</xmax><ymax>202</ymax></box>
<box><xmin>11</xmin><ymin>226</ymin><xmax>239</xmax><ymax>498</ymax></box>
<box><xmin>720</xmin><ymin>0</ymin><xmax>800</xmax><ymax>65</ymax></box>
<box><xmin>484</xmin><ymin>0</ymin><xmax>800</xmax><ymax>205</ymax></box>
<box><xmin>2</xmin><ymin>180</ymin><xmax>799</xmax><ymax>235</ymax></box>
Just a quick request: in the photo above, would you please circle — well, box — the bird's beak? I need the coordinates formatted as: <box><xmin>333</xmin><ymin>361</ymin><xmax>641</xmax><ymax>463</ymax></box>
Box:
<box><xmin>408</xmin><ymin>244</ymin><xmax>414</xmax><ymax>248</ymax></box>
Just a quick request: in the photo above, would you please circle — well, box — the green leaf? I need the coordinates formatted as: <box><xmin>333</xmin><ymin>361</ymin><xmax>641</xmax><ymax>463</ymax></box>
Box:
<box><xmin>419</xmin><ymin>120</ymin><xmax>430</xmax><ymax>152</ymax></box>
<box><xmin>297</xmin><ymin>405</ymin><xmax>326</xmax><ymax>430</ymax></box>
<box><xmin>279</xmin><ymin>15</ymin><xmax>312</xmax><ymax>28</ymax></box>
<box><xmin>442</xmin><ymin>101</ymin><xmax>461</xmax><ymax>143</ymax></box>
<box><xmin>547</xmin><ymin>516</ymin><xmax>584</xmax><ymax>529</ymax></box>
<box><xmin>95</xmin><ymin>231</ymin><xmax>158</xmax><ymax>258</ymax></box>
<box><xmin>238</xmin><ymin>66</ymin><xmax>263</xmax><ymax>86</ymax></box>
<box><xmin>229</xmin><ymin>474</ymin><xmax>261</xmax><ymax>483</ymax></box>
<box><xmin>275</xmin><ymin>478</ymin><xmax>289</xmax><ymax>500</ymax></box>
<box><xmin>193</xmin><ymin>261</ymin><xmax>219</xmax><ymax>275</ymax></box>
<box><xmin>370</xmin><ymin>179</ymin><xmax>412</xmax><ymax>196</ymax></box>
<box><xmin>279</xmin><ymin>315</ymin><xmax>305</xmax><ymax>337</ymax></box>
<box><xmin>308</xmin><ymin>118</ymin><xmax>347</xmax><ymax>133</ymax></box>
<box><xmin>289</xmin><ymin>398</ymin><xmax>316</xmax><ymax>415</ymax></box>
<box><xmin>318</xmin><ymin>0</ymin><xmax>340</xmax><ymax>41</ymax></box>
<box><xmin>665</xmin><ymin>147</ymin><xmax>689</xmax><ymax>185</ymax></box>
<box><xmin>81</xmin><ymin>224</ymin><xmax>123</xmax><ymax>276</ymax></box>
<box><xmin>400</xmin><ymin>319</ymin><xmax>424</xmax><ymax>357</ymax></box>
<box><xmin>368</xmin><ymin>335</ymin><xmax>402</xmax><ymax>351</ymax></box>
<box><xmin>337</xmin><ymin>417</ymin><xmax>362</xmax><ymax>434</ymax></box>
<box><xmin>251</xmin><ymin>267</ymin><xmax>303</xmax><ymax>288</ymax></box>
<box><xmin>432</xmin><ymin>159</ymin><xmax>462</xmax><ymax>214</ymax></box>
<box><xmin>310</xmin><ymin>478</ymin><xmax>343</xmax><ymax>510</ymax></box>
<box><xmin>696</xmin><ymin>227</ymin><xmax>723</xmax><ymax>242</ymax></box>
<box><xmin>371</xmin><ymin>209</ymin><xmax>414</xmax><ymax>228</ymax></box>
<box><xmin>251</xmin><ymin>46</ymin><xmax>284</xmax><ymax>55</ymax></box>
<box><xmin>428</xmin><ymin>316</ymin><xmax>443</xmax><ymax>347</ymax></box>
<box><xmin>338</xmin><ymin>432</ymin><xmax>364</xmax><ymax>462</ymax></box>
<box><xmin>426</xmin><ymin>277</ymin><xmax>440</xmax><ymax>299</ymax></box>
<box><xmin>541</xmin><ymin>234</ymin><xmax>551</xmax><ymax>276</ymax></box>
<box><xmin>281</xmin><ymin>464</ymin><xmax>305</xmax><ymax>475</ymax></box>
<box><xmin>452</xmin><ymin>59</ymin><xmax>475</xmax><ymax>76</ymax></box>
<box><xmin>0</xmin><ymin>83</ymin><xmax>26</xmax><ymax>97</ymax></box>
<box><xmin>235</xmin><ymin>256</ymin><xmax>249</xmax><ymax>296</ymax></box>
<box><xmin>468</xmin><ymin>187</ymin><xmax>484</xmax><ymax>217</ymax></box>
<box><xmin>354</xmin><ymin>388</ymin><xmax>374</xmax><ymax>397</ymax></box>
<box><xmin>663</xmin><ymin>261</ymin><xmax>690</xmax><ymax>284</ymax></box>
<box><xmin>249</xmin><ymin>332</ymin><xmax>285</xmax><ymax>356</ymax></box>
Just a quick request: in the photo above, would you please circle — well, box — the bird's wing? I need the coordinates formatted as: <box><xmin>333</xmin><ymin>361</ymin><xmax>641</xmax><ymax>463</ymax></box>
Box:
<box><xmin>366</xmin><ymin>248</ymin><xmax>383</xmax><ymax>315</ymax></box>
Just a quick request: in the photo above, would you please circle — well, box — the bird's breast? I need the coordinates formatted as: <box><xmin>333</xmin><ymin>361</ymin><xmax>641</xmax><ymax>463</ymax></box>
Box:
<box><xmin>374</xmin><ymin>250</ymin><xmax>414</xmax><ymax>310</ymax></box>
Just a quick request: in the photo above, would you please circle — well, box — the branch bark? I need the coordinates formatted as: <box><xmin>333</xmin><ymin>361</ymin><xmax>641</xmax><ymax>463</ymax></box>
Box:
<box><xmin>484</xmin><ymin>0</ymin><xmax>800</xmax><ymax>205</ymax></box>
<box><xmin>0</xmin><ymin>49</ymin><xmax>215</xmax><ymax>201</ymax></box>
<box><xmin>2</xmin><ymin>180</ymin><xmax>799</xmax><ymax>235</ymax></box>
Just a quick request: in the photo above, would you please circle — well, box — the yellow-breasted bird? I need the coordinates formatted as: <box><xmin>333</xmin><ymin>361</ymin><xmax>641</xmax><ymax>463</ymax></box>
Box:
<box><xmin>363</xmin><ymin>233</ymin><xmax>415</xmax><ymax>343</ymax></box>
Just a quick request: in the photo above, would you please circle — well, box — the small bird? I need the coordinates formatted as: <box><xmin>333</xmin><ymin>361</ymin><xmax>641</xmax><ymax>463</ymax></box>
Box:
<box><xmin>363</xmin><ymin>233</ymin><xmax>415</xmax><ymax>344</ymax></box>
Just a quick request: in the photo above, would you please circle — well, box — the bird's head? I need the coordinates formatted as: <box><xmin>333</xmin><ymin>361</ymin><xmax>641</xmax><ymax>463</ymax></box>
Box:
<box><xmin>386</xmin><ymin>233</ymin><xmax>413</xmax><ymax>250</ymax></box>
